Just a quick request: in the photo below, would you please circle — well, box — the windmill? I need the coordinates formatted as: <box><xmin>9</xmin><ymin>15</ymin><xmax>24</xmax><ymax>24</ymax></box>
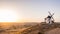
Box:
<box><xmin>45</xmin><ymin>11</ymin><xmax>54</xmax><ymax>24</ymax></box>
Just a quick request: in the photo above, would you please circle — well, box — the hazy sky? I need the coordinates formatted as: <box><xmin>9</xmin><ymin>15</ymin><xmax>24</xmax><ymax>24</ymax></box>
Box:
<box><xmin>0</xmin><ymin>0</ymin><xmax>60</xmax><ymax>22</ymax></box>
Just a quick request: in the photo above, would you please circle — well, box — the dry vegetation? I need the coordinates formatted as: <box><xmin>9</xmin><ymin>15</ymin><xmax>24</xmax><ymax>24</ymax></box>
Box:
<box><xmin>0</xmin><ymin>22</ymin><xmax>38</xmax><ymax>34</ymax></box>
<box><xmin>0</xmin><ymin>22</ymin><xmax>60</xmax><ymax>34</ymax></box>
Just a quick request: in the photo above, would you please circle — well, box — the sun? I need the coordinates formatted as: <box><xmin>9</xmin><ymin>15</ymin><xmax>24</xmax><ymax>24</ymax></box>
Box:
<box><xmin>0</xmin><ymin>9</ymin><xmax>18</xmax><ymax>22</ymax></box>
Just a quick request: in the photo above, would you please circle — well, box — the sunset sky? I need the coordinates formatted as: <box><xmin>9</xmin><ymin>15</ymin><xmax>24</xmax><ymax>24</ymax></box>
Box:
<box><xmin>0</xmin><ymin>0</ymin><xmax>60</xmax><ymax>22</ymax></box>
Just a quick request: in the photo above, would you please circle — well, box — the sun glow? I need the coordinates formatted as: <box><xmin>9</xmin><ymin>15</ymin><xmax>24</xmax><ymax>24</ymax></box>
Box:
<box><xmin>0</xmin><ymin>9</ymin><xmax>18</xmax><ymax>22</ymax></box>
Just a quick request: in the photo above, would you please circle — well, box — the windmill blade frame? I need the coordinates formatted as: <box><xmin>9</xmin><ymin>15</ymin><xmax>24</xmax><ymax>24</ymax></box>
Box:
<box><xmin>51</xmin><ymin>13</ymin><xmax>54</xmax><ymax>17</ymax></box>
<box><xmin>48</xmin><ymin>11</ymin><xmax>54</xmax><ymax>17</ymax></box>
<box><xmin>48</xmin><ymin>11</ymin><xmax>52</xmax><ymax>15</ymax></box>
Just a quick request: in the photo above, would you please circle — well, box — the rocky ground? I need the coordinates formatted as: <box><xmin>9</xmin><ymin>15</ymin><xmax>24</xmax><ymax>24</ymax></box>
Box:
<box><xmin>0</xmin><ymin>22</ymin><xmax>60</xmax><ymax>34</ymax></box>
